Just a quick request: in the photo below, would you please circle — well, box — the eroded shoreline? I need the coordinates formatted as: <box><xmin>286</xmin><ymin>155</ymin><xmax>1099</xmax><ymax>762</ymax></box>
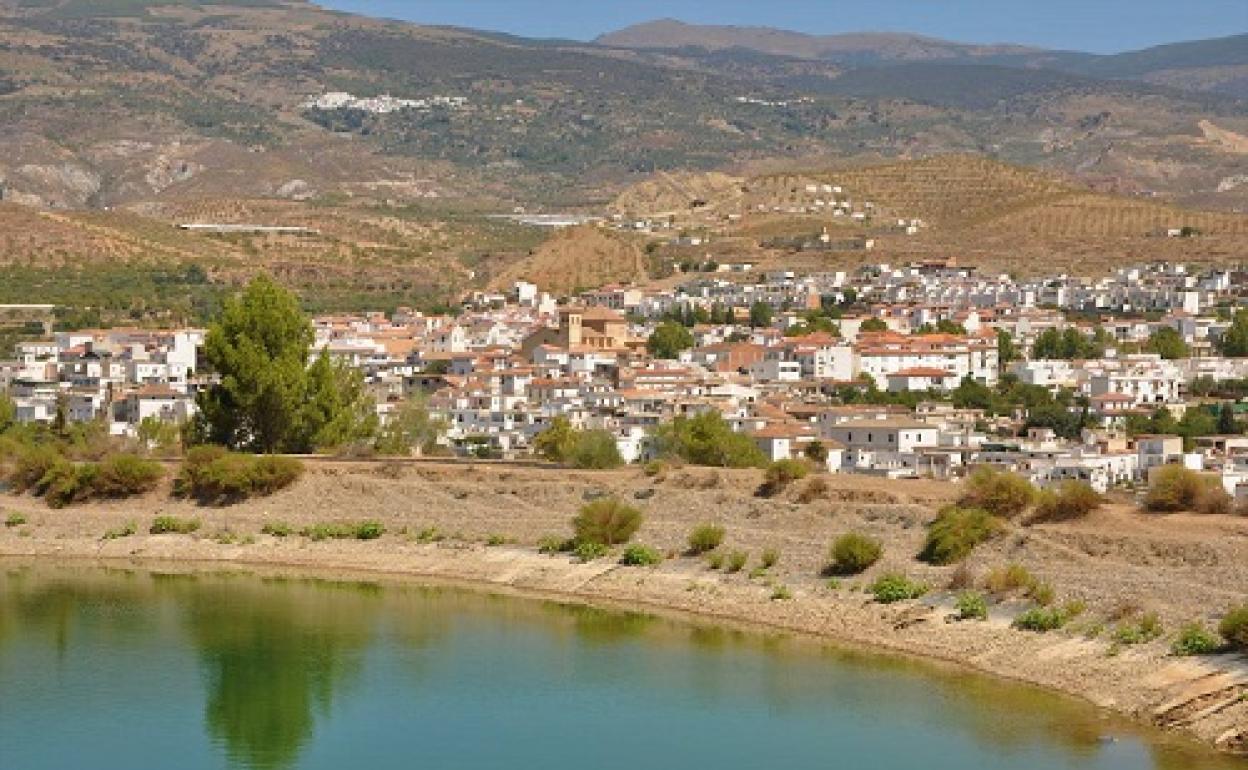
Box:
<box><xmin>2</xmin><ymin>460</ymin><xmax>1247</xmax><ymax>756</ymax></box>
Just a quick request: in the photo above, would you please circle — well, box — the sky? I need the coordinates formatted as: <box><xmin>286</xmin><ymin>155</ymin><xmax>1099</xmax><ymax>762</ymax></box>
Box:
<box><xmin>320</xmin><ymin>0</ymin><xmax>1248</xmax><ymax>54</ymax></box>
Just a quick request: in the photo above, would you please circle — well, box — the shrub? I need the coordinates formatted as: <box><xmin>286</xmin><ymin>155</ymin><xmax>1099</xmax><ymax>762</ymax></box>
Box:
<box><xmin>7</xmin><ymin>445</ymin><xmax>63</xmax><ymax>493</ymax></box>
<box><xmin>485</xmin><ymin>533</ymin><xmax>508</xmax><ymax>547</ymax></box>
<box><xmin>150</xmin><ymin>515</ymin><xmax>201</xmax><ymax>535</ymax></box>
<box><xmin>686</xmin><ymin>523</ymin><xmax>726</xmax><ymax>554</ymax></box>
<box><xmin>569</xmin><ymin>430</ymin><xmax>624</xmax><ymax>470</ymax></box>
<box><xmin>983</xmin><ymin>563</ymin><xmax>1034</xmax><ymax>595</ymax></box>
<box><xmin>41</xmin><ymin>460</ymin><xmax>98</xmax><ymax>509</ymax></box>
<box><xmin>416</xmin><ymin>526</ymin><xmax>445</xmax><ymax>544</ymax></box>
<box><xmin>947</xmin><ymin>563</ymin><xmax>976</xmax><ymax>590</ymax></box>
<box><xmin>870</xmin><ymin>573</ymin><xmax>927</xmax><ymax>604</ymax></box>
<box><xmin>1113</xmin><ymin>612</ymin><xmax>1163</xmax><ymax>645</ymax></box>
<box><xmin>828</xmin><ymin>533</ymin><xmax>882</xmax><ymax>575</ymax></box>
<box><xmin>93</xmin><ymin>454</ymin><xmax>163</xmax><ymax>498</ymax></box>
<box><xmin>354</xmin><ymin>521</ymin><xmax>385</xmax><ymax>540</ymax></box>
<box><xmin>1171</xmin><ymin>623</ymin><xmax>1223</xmax><ymax>656</ymax></box>
<box><xmin>1013</xmin><ymin>606</ymin><xmax>1069</xmax><ymax>632</ymax></box>
<box><xmin>574</xmin><ymin>541</ymin><xmax>609</xmax><ymax>562</ymax></box>
<box><xmin>760</xmin><ymin>548</ymin><xmax>780</xmax><ymax>569</ymax></box>
<box><xmin>956</xmin><ymin>591</ymin><xmax>989</xmax><ymax>620</ymax></box>
<box><xmin>770</xmin><ymin>585</ymin><xmax>793</xmax><ymax>601</ymax></box>
<box><xmin>301</xmin><ymin>521</ymin><xmax>383</xmax><ymax>541</ymax></box>
<box><xmin>1143</xmin><ymin>465</ymin><xmax>1205</xmax><ymax>512</ymax></box>
<box><xmin>1195</xmin><ymin>486</ymin><xmax>1234</xmax><ymax>516</ymax></box>
<box><xmin>959</xmin><ymin>467</ymin><xmax>1035</xmax><ymax>518</ymax></box>
<box><xmin>796</xmin><ymin>475</ymin><xmax>829</xmax><ymax>504</ymax></box>
<box><xmin>175</xmin><ymin>447</ymin><xmax>303</xmax><ymax>503</ymax></box>
<box><xmin>261</xmin><ymin>521</ymin><xmax>293</xmax><ymax>537</ymax></box>
<box><xmin>759</xmin><ymin>459</ymin><xmax>809</xmax><ymax>496</ymax></box>
<box><xmin>1027</xmin><ymin>580</ymin><xmax>1055</xmax><ymax>607</ymax></box>
<box><xmin>1030</xmin><ymin>482</ymin><xmax>1102</xmax><ymax>523</ymax></box>
<box><xmin>4</xmin><ymin>512</ymin><xmax>26</xmax><ymax>528</ymax></box>
<box><xmin>573</xmin><ymin>498</ymin><xmax>642</xmax><ymax>546</ymax></box>
<box><xmin>725</xmin><ymin>550</ymin><xmax>748</xmax><ymax>573</ymax></box>
<box><xmin>642</xmin><ymin>459</ymin><xmax>668</xmax><ymax>478</ymax></box>
<box><xmin>873</xmin><ymin>573</ymin><xmax>928</xmax><ymax>603</ymax></box>
<box><xmin>1219</xmin><ymin>605</ymin><xmax>1248</xmax><ymax>650</ymax></box>
<box><xmin>919</xmin><ymin>506</ymin><xmax>1001</xmax><ymax>565</ymax></box>
<box><xmin>706</xmin><ymin>552</ymin><xmax>725</xmax><ymax>570</ymax></box>
<box><xmin>620</xmin><ymin>544</ymin><xmax>662</xmax><ymax>566</ymax></box>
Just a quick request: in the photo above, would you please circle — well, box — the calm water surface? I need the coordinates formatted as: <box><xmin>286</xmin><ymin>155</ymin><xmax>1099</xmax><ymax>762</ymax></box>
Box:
<box><xmin>0</xmin><ymin>562</ymin><xmax>1240</xmax><ymax>770</ymax></box>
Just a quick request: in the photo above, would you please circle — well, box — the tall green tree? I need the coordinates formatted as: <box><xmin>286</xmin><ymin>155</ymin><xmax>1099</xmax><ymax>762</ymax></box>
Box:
<box><xmin>748</xmin><ymin>302</ymin><xmax>773</xmax><ymax>328</ymax></box>
<box><xmin>1219</xmin><ymin>402</ymin><xmax>1241</xmax><ymax>435</ymax></box>
<box><xmin>534</xmin><ymin>416</ymin><xmax>577</xmax><ymax>462</ymax></box>
<box><xmin>997</xmin><ymin>330</ymin><xmax>1017</xmax><ymax>365</ymax></box>
<box><xmin>1221</xmin><ymin>310</ymin><xmax>1248</xmax><ymax>357</ymax></box>
<box><xmin>1144</xmin><ymin>327</ymin><xmax>1189</xmax><ymax>360</ymax></box>
<box><xmin>193</xmin><ymin>275</ymin><xmax>374</xmax><ymax>453</ymax></box>
<box><xmin>647</xmin><ymin>322</ymin><xmax>695</xmax><ymax>359</ymax></box>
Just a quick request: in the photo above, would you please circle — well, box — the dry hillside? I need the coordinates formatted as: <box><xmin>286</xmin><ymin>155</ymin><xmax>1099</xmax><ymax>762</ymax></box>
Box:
<box><xmin>492</xmin><ymin>225</ymin><xmax>650</xmax><ymax>295</ymax></box>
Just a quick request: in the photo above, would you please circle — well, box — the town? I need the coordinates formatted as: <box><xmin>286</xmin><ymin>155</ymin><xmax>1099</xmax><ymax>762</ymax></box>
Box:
<box><xmin>5</xmin><ymin>259</ymin><xmax>1248</xmax><ymax>499</ymax></box>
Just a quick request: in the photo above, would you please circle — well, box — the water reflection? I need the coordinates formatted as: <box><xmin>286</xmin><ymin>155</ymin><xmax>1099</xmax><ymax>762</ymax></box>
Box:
<box><xmin>0</xmin><ymin>562</ymin><xmax>1240</xmax><ymax>770</ymax></box>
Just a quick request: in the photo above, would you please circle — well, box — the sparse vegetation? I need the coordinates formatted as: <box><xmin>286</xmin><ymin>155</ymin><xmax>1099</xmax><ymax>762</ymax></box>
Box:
<box><xmin>770</xmin><ymin>585</ymin><xmax>793</xmax><ymax>601</ymax></box>
<box><xmin>828</xmin><ymin>533</ymin><xmax>882</xmax><ymax>575</ymax></box>
<box><xmin>796</xmin><ymin>475</ymin><xmax>829</xmax><ymax>504</ymax></box>
<box><xmin>983</xmin><ymin>563</ymin><xmax>1035</xmax><ymax>595</ymax></box>
<box><xmin>150</xmin><ymin>516</ymin><xmax>201</xmax><ymax>535</ymax></box>
<box><xmin>4</xmin><ymin>512</ymin><xmax>27</xmax><ymax>528</ymax></box>
<box><xmin>574</xmin><ymin>541</ymin><xmax>609</xmax><ymax>562</ymax></box>
<box><xmin>1013</xmin><ymin>606</ymin><xmax>1070</xmax><ymax>632</ymax></box>
<box><xmin>300</xmin><ymin>521</ymin><xmax>385</xmax><ymax>541</ymax></box>
<box><xmin>760</xmin><ymin>548</ymin><xmax>780</xmax><ymax>570</ymax></box>
<box><xmin>1112</xmin><ymin>612</ymin><xmax>1163</xmax><ymax>645</ymax></box>
<box><xmin>261</xmin><ymin>522</ymin><xmax>293</xmax><ymax>537</ymax></box>
<box><xmin>102</xmin><ymin>521</ymin><xmax>137</xmax><ymax>540</ymax></box>
<box><xmin>686</xmin><ymin>523</ymin><xmax>726</xmax><ymax>555</ymax></box>
<box><xmin>1143</xmin><ymin>465</ymin><xmax>1212</xmax><ymax>513</ymax></box>
<box><xmin>725</xmin><ymin>550</ymin><xmax>748</xmax><ymax>573</ymax></box>
<box><xmin>919</xmin><ymin>506</ymin><xmax>1001</xmax><ymax>565</ymax></box>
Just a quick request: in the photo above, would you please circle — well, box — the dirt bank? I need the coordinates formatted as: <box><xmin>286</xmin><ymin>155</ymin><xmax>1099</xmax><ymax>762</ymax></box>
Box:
<box><xmin>2</xmin><ymin>460</ymin><xmax>1247</xmax><ymax>755</ymax></box>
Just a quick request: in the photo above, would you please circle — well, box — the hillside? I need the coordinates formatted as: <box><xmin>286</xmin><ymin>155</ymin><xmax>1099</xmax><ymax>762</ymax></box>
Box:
<box><xmin>491</xmin><ymin>225</ymin><xmax>649</xmax><ymax>296</ymax></box>
<box><xmin>611</xmin><ymin>155</ymin><xmax>1248</xmax><ymax>277</ymax></box>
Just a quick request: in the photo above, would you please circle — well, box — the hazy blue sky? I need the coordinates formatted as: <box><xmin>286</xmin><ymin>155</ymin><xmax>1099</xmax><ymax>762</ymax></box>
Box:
<box><xmin>321</xmin><ymin>0</ymin><xmax>1248</xmax><ymax>53</ymax></box>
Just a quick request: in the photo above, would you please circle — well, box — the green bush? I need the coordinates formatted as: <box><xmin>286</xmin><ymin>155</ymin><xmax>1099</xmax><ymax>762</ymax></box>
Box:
<box><xmin>706</xmin><ymin>552</ymin><xmax>725</xmax><ymax>570</ymax></box>
<box><xmin>760</xmin><ymin>548</ymin><xmax>780</xmax><ymax>569</ymax></box>
<box><xmin>1031</xmin><ymin>482</ymin><xmax>1102</xmax><ymax>523</ymax></box>
<box><xmin>725</xmin><ymin>550</ymin><xmax>748</xmax><ymax>573</ymax></box>
<box><xmin>1143</xmin><ymin>465</ymin><xmax>1205</xmax><ymax>512</ymax></box>
<box><xmin>828</xmin><ymin>533</ymin><xmax>882</xmax><ymax>575</ymax></box>
<box><xmin>770</xmin><ymin>585</ymin><xmax>793</xmax><ymax>601</ymax></box>
<box><xmin>956</xmin><ymin>591</ymin><xmax>989</xmax><ymax>620</ymax></box>
<box><xmin>759</xmin><ymin>459</ymin><xmax>808</xmax><ymax>496</ymax></box>
<box><xmin>919</xmin><ymin>506</ymin><xmax>1001</xmax><ymax>565</ymax></box>
<box><xmin>7</xmin><ymin>444</ymin><xmax>62</xmax><ymax>493</ymax></box>
<box><xmin>354</xmin><ymin>521</ymin><xmax>385</xmax><ymax>540</ymax></box>
<box><xmin>1171</xmin><ymin>623</ymin><xmax>1223</xmax><ymax>656</ymax></box>
<box><xmin>569</xmin><ymin>430</ymin><xmax>624</xmax><ymax>470</ymax></box>
<box><xmin>574</xmin><ymin>541</ymin><xmax>609</xmax><ymax>562</ymax></box>
<box><xmin>1013</xmin><ymin>606</ymin><xmax>1069</xmax><ymax>632</ymax></box>
<box><xmin>652</xmin><ymin>412</ymin><xmax>766</xmax><ymax>468</ymax></box>
<box><xmin>150</xmin><ymin>516</ymin><xmax>201</xmax><ymax>535</ymax></box>
<box><xmin>686</xmin><ymin>523</ymin><xmax>725</xmax><ymax>554</ymax></box>
<box><xmin>620</xmin><ymin>544</ymin><xmax>662</xmax><ymax>566</ymax></box>
<box><xmin>1219</xmin><ymin>605</ymin><xmax>1248</xmax><ymax>649</ymax></box>
<box><xmin>301</xmin><ymin>521</ymin><xmax>383</xmax><ymax>541</ymax></box>
<box><xmin>4</xmin><ymin>512</ymin><xmax>26</xmax><ymax>528</ymax></box>
<box><xmin>572</xmin><ymin>498</ymin><xmax>642</xmax><ymax>546</ymax></box>
<box><xmin>870</xmin><ymin>573</ymin><xmax>927</xmax><ymax>604</ymax></box>
<box><xmin>41</xmin><ymin>460</ymin><xmax>98</xmax><ymax>509</ymax></box>
<box><xmin>959</xmin><ymin>467</ymin><xmax>1035</xmax><ymax>518</ymax></box>
<box><xmin>94</xmin><ymin>454</ymin><xmax>163</xmax><ymax>498</ymax></box>
<box><xmin>175</xmin><ymin>447</ymin><xmax>303</xmax><ymax>503</ymax></box>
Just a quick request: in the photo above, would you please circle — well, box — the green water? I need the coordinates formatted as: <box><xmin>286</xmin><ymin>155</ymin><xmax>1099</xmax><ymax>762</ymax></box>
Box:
<box><xmin>0</xmin><ymin>563</ymin><xmax>1239</xmax><ymax>770</ymax></box>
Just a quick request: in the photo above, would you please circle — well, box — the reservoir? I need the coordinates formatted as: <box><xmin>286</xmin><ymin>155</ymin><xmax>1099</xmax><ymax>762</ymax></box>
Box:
<box><xmin>0</xmin><ymin>562</ymin><xmax>1239</xmax><ymax>770</ymax></box>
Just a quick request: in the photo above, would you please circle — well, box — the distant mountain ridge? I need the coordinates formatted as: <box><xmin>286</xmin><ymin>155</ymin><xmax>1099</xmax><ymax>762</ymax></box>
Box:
<box><xmin>596</xmin><ymin>20</ymin><xmax>1248</xmax><ymax>98</ymax></box>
